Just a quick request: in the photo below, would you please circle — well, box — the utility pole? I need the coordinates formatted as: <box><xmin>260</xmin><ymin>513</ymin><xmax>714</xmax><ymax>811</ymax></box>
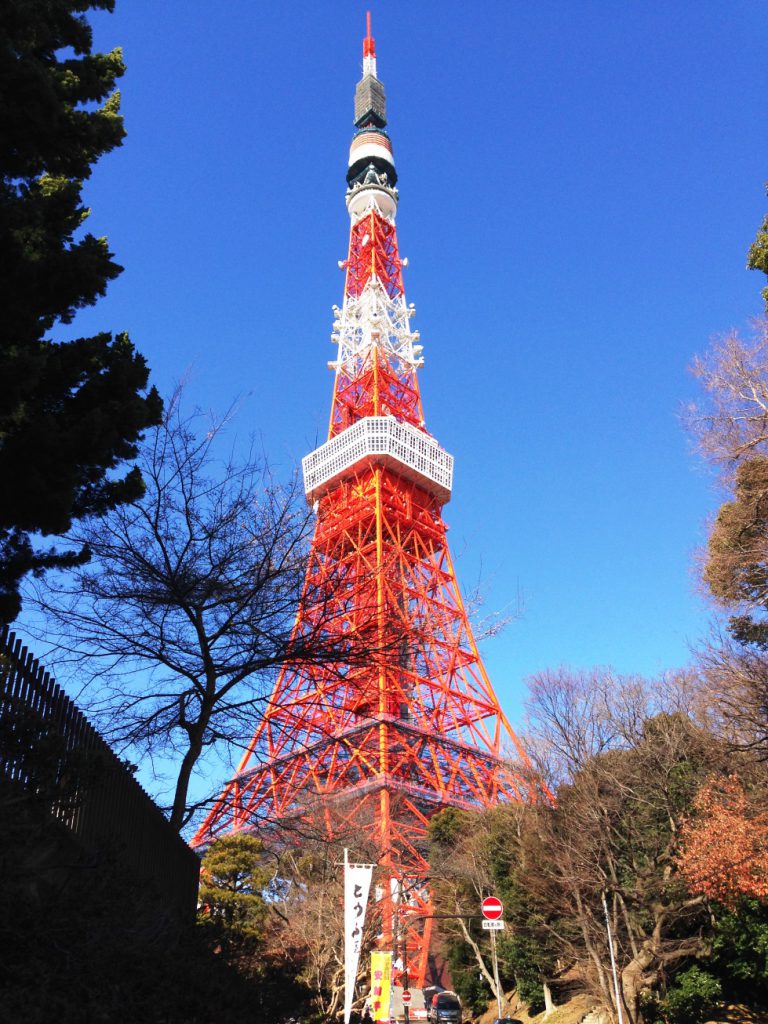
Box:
<box><xmin>602</xmin><ymin>890</ymin><xmax>625</xmax><ymax>1024</ymax></box>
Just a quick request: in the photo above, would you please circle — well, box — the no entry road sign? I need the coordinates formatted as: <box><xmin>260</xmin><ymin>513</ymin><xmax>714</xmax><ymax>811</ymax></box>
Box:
<box><xmin>481</xmin><ymin>896</ymin><xmax>503</xmax><ymax>920</ymax></box>
<box><xmin>402</xmin><ymin>991</ymin><xmax>412</xmax><ymax>1005</ymax></box>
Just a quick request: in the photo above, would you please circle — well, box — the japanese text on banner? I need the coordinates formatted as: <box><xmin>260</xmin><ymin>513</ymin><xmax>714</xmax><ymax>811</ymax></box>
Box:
<box><xmin>370</xmin><ymin>950</ymin><xmax>392</xmax><ymax>1023</ymax></box>
<box><xmin>344</xmin><ymin>853</ymin><xmax>374</xmax><ymax>1024</ymax></box>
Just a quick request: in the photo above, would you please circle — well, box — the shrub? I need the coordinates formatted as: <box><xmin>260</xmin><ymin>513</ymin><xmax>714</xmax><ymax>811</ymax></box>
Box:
<box><xmin>661</xmin><ymin>967</ymin><xmax>722</xmax><ymax>1024</ymax></box>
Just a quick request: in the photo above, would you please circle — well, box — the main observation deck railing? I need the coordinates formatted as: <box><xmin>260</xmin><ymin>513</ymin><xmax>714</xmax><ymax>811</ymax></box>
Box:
<box><xmin>302</xmin><ymin>415</ymin><xmax>453</xmax><ymax>504</ymax></box>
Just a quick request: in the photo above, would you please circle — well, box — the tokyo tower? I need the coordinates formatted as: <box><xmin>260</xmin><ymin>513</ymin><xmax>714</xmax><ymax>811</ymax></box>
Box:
<box><xmin>194</xmin><ymin>16</ymin><xmax>535</xmax><ymax>985</ymax></box>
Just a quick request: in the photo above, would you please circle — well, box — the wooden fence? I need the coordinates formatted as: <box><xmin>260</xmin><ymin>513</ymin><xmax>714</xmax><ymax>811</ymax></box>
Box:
<box><xmin>0</xmin><ymin>626</ymin><xmax>200</xmax><ymax>919</ymax></box>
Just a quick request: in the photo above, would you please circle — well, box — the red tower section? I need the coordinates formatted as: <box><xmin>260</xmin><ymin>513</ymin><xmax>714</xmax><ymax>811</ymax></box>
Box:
<box><xmin>194</xmin><ymin>22</ymin><xmax>536</xmax><ymax>986</ymax></box>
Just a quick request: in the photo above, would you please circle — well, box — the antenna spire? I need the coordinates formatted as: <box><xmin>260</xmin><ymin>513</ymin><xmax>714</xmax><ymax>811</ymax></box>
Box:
<box><xmin>354</xmin><ymin>11</ymin><xmax>386</xmax><ymax>131</ymax></box>
<box><xmin>363</xmin><ymin>11</ymin><xmax>375</xmax><ymax>58</ymax></box>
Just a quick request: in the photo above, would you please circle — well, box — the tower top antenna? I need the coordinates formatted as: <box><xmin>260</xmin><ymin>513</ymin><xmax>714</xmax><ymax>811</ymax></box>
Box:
<box><xmin>363</xmin><ymin>11</ymin><xmax>375</xmax><ymax>58</ymax></box>
<box><xmin>355</xmin><ymin>10</ymin><xmax>386</xmax><ymax>130</ymax></box>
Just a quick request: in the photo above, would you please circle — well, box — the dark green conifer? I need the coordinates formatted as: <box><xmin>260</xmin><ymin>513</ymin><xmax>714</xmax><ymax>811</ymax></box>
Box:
<box><xmin>0</xmin><ymin>0</ymin><xmax>161</xmax><ymax>621</ymax></box>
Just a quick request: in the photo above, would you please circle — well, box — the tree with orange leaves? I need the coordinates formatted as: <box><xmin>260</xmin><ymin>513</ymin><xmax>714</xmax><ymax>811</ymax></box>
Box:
<box><xmin>676</xmin><ymin>775</ymin><xmax>768</xmax><ymax>907</ymax></box>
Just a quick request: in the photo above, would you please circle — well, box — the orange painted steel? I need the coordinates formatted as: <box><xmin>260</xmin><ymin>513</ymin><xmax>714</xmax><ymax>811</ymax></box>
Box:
<box><xmin>193</xmin><ymin>206</ymin><xmax>536</xmax><ymax>986</ymax></box>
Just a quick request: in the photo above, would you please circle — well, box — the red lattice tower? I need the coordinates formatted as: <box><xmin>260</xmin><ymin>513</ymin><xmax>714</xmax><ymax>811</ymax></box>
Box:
<box><xmin>194</xmin><ymin>18</ymin><xmax>537</xmax><ymax>986</ymax></box>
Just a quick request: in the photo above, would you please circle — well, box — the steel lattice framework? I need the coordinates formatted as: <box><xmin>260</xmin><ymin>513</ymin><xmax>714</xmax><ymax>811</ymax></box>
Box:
<box><xmin>193</xmin><ymin>20</ymin><xmax>537</xmax><ymax>987</ymax></box>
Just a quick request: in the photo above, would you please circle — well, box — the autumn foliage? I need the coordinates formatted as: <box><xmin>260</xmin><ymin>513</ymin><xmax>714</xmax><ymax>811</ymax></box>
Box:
<box><xmin>677</xmin><ymin>776</ymin><xmax>768</xmax><ymax>907</ymax></box>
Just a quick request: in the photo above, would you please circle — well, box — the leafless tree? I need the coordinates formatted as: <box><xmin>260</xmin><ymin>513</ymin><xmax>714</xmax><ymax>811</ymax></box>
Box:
<box><xmin>685</xmin><ymin>317</ymin><xmax>768</xmax><ymax>477</ymax></box>
<box><xmin>520</xmin><ymin>668</ymin><xmax>729</xmax><ymax>1022</ymax></box>
<box><xmin>685</xmin><ymin>317</ymin><xmax>768</xmax><ymax>729</ymax></box>
<box><xmin>30</xmin><ymin>388</ymin><xmax>371</xmax><ymax>829</ymax></box>
<box><xmin>694</xmin><ymin>631</ymin><xmax>768</xmax><ymax>760</ymax></box>
<box><xmin>522</xmin><ymin>666</ymin><xmax>699</xmax><ymax>789</ymax></box>
<box><xmin>268</xmin><ymin>836</ymin><xmax>382</xmax><ymax>1021</ymax></box>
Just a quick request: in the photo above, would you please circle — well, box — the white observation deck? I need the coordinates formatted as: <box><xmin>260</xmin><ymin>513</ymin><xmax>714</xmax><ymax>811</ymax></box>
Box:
<box><xmin>302</xmin><ymin>416</ymin><xmax>453</xmax><ymax>505</ymax></box>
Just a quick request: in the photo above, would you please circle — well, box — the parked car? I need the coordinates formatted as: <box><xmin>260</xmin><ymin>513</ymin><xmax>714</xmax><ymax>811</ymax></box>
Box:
<box><xmin>427</xmin><ymin>990</ymin><xmax>462</xmax><ymax>1024</ymax></box>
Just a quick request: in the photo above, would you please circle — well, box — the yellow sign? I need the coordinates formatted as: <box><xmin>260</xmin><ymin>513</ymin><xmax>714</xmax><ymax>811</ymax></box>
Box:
<box><xmin>370</xmin><ymin>951</ymin><xmax>392</xmax><ymax>1023</ymax></box>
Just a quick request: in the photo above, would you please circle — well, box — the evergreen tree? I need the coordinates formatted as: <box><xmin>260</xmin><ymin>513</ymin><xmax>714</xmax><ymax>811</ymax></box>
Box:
<box><xmin>197</xmin><ymin>835</ymin><xmax>316</xmax><ymax>1022</ymax></box>
<box><xmin>704</xmin><ymin>456</ymin><xmax>768</xmax><ymax>648</ymax></box>
<box><xmin>428</xmin><ymin>804</ymin><xmax>557</xmax><ymax>1015</ymax></box>
<box><xmin>747</xmin><ymin>184</ymin><xmax>768</xmax><ymax>312</ymax></box>
<box><xmin>0</xmin><ymin>0</ymin><xmax>161</xmax><ymax>622</ymax></box>
<box><xmin>199</xmin><ymin>834</ymin><xmax>271</xmax><ymax>939</ymax></box>
<box><xmin>711</xmin><ymin>900</ymin><xmax>768</xmax><ymax>1004</ymax></box>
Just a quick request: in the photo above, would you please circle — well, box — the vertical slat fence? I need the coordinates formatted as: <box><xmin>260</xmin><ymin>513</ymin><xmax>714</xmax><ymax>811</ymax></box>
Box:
<box><xmin>0</xmin><ymin>626</ymin><xmax>200</xmax><ymax>919</ymax></box>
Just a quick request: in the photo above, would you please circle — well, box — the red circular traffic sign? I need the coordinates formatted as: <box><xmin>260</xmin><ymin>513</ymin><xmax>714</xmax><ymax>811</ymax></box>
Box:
<box><xmin>402</xmin><ymin>991</ymin><xmax>412</xmax><ymax>1005</ymax></box>
<box><xmin>481</xmin><ymin>896</ymin><xmax>503</xmax><ymax>920</ymax></box>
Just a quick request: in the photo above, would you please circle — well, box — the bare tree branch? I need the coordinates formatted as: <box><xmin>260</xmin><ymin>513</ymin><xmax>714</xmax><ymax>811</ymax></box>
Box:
<box><xmin>28</xmin><ymin>386</ymin><xmax>379</xmax><ymax>830</ymax></box>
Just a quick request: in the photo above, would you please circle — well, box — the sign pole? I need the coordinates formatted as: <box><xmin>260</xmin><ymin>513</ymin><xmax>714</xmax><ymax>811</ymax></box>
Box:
<box><xmin>481</xmin><ymin>896</ymin><xmax>504</xmax><ymax>1019</ymax></box>
<box><xmin>489</xmin><ymin>925</ymin><xmax>503</xmax><ymax>1019</ymax></box>
<box><xmin>399</xmin><ymin>879</ymin><xmax>410</xmax><ymax>1024</ymax></box>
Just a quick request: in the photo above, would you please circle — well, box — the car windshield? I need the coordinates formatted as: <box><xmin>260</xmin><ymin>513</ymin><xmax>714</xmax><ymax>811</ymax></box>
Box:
<box><xmin>436</xmin><ymin>996</ymin><xmax>460</xmax><ymax>1011</ymax></box>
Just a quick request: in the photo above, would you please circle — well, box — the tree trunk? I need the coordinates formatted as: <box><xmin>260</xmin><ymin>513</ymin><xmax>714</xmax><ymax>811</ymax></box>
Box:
<box><xmin>457</xmin><ymin>917</ymin><xmax>500</xmax><ymax>1004</ymax></box>
<box><xmin>621</xmin><ymin>951</ymin><xmax>654</xmax><ymax>1024</ymax></box>
<box><xmin>170</xmin><ymin>727</ymin><xmax>205</xmax><ymax>829</ymax></box>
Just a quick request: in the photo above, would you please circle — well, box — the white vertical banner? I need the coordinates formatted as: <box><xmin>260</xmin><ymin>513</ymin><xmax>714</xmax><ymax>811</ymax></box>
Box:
<box><xmin>344</xmin><ymin>849</ymin><xmax>374</xmax><ymax>1024</ymax></box>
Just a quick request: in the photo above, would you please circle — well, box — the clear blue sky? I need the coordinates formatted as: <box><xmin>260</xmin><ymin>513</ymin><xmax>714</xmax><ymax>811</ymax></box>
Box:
<box><xmin>36</xmin><ymin>2</ymin><xmax>767</xmax><ymax>737</ymax></box>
